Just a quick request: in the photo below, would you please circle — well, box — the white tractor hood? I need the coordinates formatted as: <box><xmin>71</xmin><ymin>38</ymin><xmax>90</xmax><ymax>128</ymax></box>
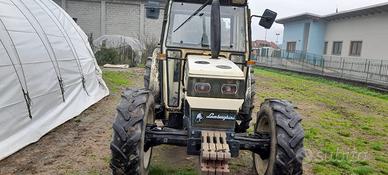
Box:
<box><xmin>187</xmin><ymin>55</ymin><xmax>245</xmax><ymax>80</ymax></box>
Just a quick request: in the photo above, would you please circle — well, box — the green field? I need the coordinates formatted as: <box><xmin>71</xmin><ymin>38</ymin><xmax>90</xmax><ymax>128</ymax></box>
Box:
<box><xmin>103</xmin><ymin>67</ymin><xmax>388</xmax><ymax>175</ymax></box>
<box><xmin>253</xmin><ymin>68</ymin><xmax>387</xmax><ymax>175</ymax></box>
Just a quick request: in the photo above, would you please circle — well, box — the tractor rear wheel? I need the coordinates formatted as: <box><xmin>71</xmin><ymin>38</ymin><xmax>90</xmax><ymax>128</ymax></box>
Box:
<box><xmin>144</xmin><ymin>54</ymin><xmax>160</xmax><ymax>101</ymax></box>
<box><xmin>253</xmin><ymin>99</ymin><xmax>304</xmax><ymax>175</ymax></box>
<box><xmin>110</xmin><ymin>88</ymin><xmax>155</xmax><ymax>175</ymax></box>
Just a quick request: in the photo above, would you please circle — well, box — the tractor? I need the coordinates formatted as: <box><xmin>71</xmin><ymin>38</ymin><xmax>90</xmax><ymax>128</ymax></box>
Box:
<box><xmin>110</xmin><ymin>0</ymin><xmax>305</xmax><ymax>174</ymax></box>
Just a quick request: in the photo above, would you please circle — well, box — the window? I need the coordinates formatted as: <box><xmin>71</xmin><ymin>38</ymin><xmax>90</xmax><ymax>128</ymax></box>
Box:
<box><xmin>349</xmin><ymin>41</ymin><xmax>362</xmax><ymax>56</ymax></box>
<box><xmin>332</xmin><ymin>41</ymin><xmax>342</xmax><ymax>55</ymax></box>
<box><xmin>287</xmin><ymin>42</ymin><xmax>296</xmax><ymax>52</ymax></box>
<box><xmin>166</xmin><ymin>58</ymin><xmax>182</xmax><ymax>107</ymax></box>
<box><xmin>323</xmin><ymin>42</ymin><xmax>328</xmax><ymax>54</ymax></box>
<box><xmin>166</xmin><ymin>2</ymin><xmax>246</xmax><ymax>52</ymax></box>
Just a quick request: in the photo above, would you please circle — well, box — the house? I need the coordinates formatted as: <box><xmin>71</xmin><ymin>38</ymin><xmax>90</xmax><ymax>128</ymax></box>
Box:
<box><xmin>251</xmin><ymin>40</ymin><xmax>279</xmax><ymax>58</ymax></box>
<box><xmin>276</xmin><ymin>2</ymin><xmax>388</xmax><ymax>60</ymax></box>
<box><xmin>252</xmin><ymin>40</ymin><xmax>279</xmax><ymax>49</ymax></box>
<box><xmin>53</xmin><ymin>0</ymin><xmax>165</xmax><ymax>41</ymax></box>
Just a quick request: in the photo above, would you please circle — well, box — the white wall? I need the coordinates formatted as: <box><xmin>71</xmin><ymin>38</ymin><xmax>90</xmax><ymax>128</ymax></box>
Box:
<box><xmin>145</xmin><ymin>9</ymin><xmax>165</xmax><ymax>41</ymax></box>
<box><xmin>324</xmin><ymin>11</ymin><xmax>388</xmax><ymax>60</ymax></box>
<box><xmin>67</xmin><ymin>0</ymin><xmax>101</xmax><ymax>37</ymax></box>
<box><xmin>106</xmin><ymin>2</ymin><xmax>140</xmax><ymax>37</ymax></box>
<box><xmin>54</xmin><ymin>0</ymin><xmax>164</xmax><ymax>42</ymax></box>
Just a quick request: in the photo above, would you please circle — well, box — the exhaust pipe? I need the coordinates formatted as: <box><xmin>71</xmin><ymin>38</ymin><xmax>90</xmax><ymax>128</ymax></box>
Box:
<box><xmin>210</xmin><ymin>0</ymin><xmax>221</xmax><ymax>59</ymax></box>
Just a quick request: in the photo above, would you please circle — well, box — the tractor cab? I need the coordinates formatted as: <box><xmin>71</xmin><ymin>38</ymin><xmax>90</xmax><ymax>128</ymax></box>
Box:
<box><xmin>160</xmin><ymin>0</ymin><xmax>250</xmax><ymax>110</ymax></box>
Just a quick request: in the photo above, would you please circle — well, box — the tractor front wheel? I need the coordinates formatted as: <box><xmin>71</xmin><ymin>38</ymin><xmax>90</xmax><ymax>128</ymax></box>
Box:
<box><xmin>253</xmin><ymin>99</ymin><xmax>305</xmax><ymax>175</ymax></box>
<box><xmin>110</xmin><ymin>88</ymin><xmax>155</xmax><ymax>175</ymax></box>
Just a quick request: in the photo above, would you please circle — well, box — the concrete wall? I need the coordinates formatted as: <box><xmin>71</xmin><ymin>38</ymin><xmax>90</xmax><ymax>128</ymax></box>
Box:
<box><xmin>324</xmin><ymin>12</ymin><xmax>388</xmax><ymax>59</ymax></box>
<box><xmin>281</xmin><ymin>20</ymin><xmax>307</xmax><ymax>51</ymax></box>
<box><xmin>54</xmin><ymin>0</ymin><xmax>164</xmax><ymax>42</ymax></box>
<box><xmin>53</xmin><ymin>0</ymin><xmax>61</xmax><ymax>5</ymax></box>
<box><xmin>307</xmin><ymin>21</ymin><xmax>326</xmax><ymax>55</ymax></box>
<box><xmin>106</xmin><ymin>2</ymin><xmax>140</xmax><ymax>37</ymax></box>
<box><xmin>67</xmin><ymin>0</ymin><xmax>101</xmax><ymax>37</ymax></box>
<box><xmin>145</xmin><ymin>9</ymin><xmax>165</xmax><ymax>41</ymax></box>
<box><xmin>281</xmin><ymin>19</ymin><xmax>326</xmax><ymax>55</ymax></box>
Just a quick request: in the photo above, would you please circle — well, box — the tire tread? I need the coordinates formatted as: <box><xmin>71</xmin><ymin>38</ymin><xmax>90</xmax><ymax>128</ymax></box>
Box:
<box><xmin>110</xmin><ymin>88</ymin><xmax>149</xmax><ymax>175</ymax></box>
<box><xmin>255</xmin><ymin>99</ymin><xmax>304</xmax><ymax>175</ymax></box>
<box><xmin>268</xmin><ymin>100</ymin><xmax>304</xmax><ymax>175</ymax></box>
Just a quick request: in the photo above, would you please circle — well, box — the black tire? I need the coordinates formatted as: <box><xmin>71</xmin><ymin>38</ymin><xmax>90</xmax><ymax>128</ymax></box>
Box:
<box><xmin>237</xmin><ymin>68</ymin><xmax>256</xmax><ymax>132</ymax></box>
<box><xmin>110</xmin><ymin>88</ymin><xmax>154</xmax><ymax>175</ymax></box>
<box><xmin>144</xmin><ymin>57</ymin><xmax>152</xmax><ymax>89</ymax></box>
<box><xmin>253</xmin><ymin>99</ymin><xmax>304</xmax><ymax>175</ymax></box>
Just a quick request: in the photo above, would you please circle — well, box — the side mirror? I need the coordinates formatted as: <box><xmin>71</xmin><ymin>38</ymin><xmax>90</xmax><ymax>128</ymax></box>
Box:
<box><xmin>145</xmin><ymin>0</ymin><xmax>160</xmax><ymax>19</ymax></box>
<box><xmin>259</xmin><ymin>9</ymin><xmax>277</xmax><ymax>29</ymax></box>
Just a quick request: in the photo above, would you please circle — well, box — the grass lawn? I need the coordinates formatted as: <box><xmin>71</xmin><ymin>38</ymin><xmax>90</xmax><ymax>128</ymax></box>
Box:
<box><xmin>102</xmin><ymin>67</ymin><xmax>388</xmax><ymax>175</ymax></box>
<box><xmin>253</xmin><ymin>67</ymin><xmax>387</xmax><ymax>175</ymax></box>
<box><xmin>102</xmin><ymin>70</ymin><xmax>135</xmax><ymax>93</ymax></box>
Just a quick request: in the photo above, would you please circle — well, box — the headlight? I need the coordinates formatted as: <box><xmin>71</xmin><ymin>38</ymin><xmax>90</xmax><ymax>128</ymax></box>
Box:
<box><xmin>221</xmin><ymin>84</ymin><xmax>238</xmax><ymax>95</ymax></box>
<box><xmin>188</xmin><ymin>78</ymin><xmax>244</xmax><ymax>99</ymax></box>
<box><xmin>194</xmin><ymin>83</ymin><xmax>211</xmax><ymax>93</ymax></box>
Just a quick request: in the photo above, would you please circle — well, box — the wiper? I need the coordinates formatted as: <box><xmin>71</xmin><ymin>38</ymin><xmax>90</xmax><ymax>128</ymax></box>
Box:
<box><xmin>173</xmin><ymin>0</ymin><xmax>212</xmax><ymax>33</ymax></box>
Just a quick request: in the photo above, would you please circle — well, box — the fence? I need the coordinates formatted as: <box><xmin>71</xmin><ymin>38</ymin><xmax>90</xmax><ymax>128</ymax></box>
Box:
<box><xmin>253</xmin><ymin>49</ymin><xmax>388</xmax><ymax>89</ymax></box>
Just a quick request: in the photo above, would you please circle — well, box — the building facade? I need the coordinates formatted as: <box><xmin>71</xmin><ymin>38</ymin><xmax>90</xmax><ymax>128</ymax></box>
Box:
<box><xmin>277</xmin><ymin>3</ymin><xmax>388</xmax><ymax>60</ymax></box>
<box><xmin>53</xmin><ymin>0</ymin><xmax>165</xmax><ymax>41</ymax></box>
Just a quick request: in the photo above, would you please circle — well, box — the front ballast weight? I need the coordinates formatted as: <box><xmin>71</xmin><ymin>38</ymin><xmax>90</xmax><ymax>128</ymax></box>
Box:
<box><xmin>200</xmin><ymin>131</ymin><xmax>231</xmax><ymax>174</ymax></box>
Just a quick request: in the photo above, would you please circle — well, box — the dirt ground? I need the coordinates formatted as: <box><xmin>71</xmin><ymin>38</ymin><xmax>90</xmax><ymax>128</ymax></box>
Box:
<box><xmin>0</xmin><ymin>68</ymin><xmax>256</xmax><ymax>175</ymax></box>
<box><xmin>0</xmin><ymin>95</ymin><xmax>116</xmax><ymax>175</ymax></box>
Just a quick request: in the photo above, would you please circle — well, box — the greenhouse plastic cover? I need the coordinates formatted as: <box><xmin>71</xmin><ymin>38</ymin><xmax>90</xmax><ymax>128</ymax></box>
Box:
<box><xmin>93</xmin><ymin>35</ymin><xmax>145</xmax><ymax>52</ymax></box>
<box><xmin>0</xmin><ymin>0</ymin><xmax>109</xmax><ymax>160</ymax></box>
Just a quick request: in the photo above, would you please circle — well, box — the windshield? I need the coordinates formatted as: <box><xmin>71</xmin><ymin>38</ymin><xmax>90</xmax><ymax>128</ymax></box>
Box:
<box><xmin>166</xmin><ymin>2</ymin><xmax>246</xmax><ymax>52</ymax></box>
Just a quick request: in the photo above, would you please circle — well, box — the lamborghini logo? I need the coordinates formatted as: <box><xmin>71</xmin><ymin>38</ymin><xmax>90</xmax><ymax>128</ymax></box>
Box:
<box><xmin>195</xmin><ymin>113</ymin><xmax>204</xmax><ymax>123</ymax></box>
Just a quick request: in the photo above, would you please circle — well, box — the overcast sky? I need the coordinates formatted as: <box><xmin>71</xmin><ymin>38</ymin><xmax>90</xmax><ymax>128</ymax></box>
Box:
<box><xmin>248</xmin><ymin>0</ymin><xmax>388</xmax><ymax>44</ymax></box>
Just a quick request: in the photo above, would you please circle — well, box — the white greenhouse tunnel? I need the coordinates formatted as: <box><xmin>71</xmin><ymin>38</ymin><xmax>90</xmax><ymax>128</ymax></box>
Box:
<box><xmin>0</xmin><ymin>0</ymin><xmax>109</xmax><ymax>160</ymax></box>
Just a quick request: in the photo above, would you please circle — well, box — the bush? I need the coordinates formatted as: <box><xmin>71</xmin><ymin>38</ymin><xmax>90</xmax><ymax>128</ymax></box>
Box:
<box><xmin>93</xmin><ymin>35</ymin><xmax>159</xmax><ymax>67</ymax></box>
<box><xmin>95</xmin><ymin>46</ymin><xmax>139</xmax><ymax>67</ymax></box>
<box><xmin>138</xmin><ymin>35</ymin><xmax>159</xmax><ymax>65</ymax></box>
<box><xmin>95</xmin><ymin>48</ymin><xmax>120</xmax><ymax>65</ymax></box>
